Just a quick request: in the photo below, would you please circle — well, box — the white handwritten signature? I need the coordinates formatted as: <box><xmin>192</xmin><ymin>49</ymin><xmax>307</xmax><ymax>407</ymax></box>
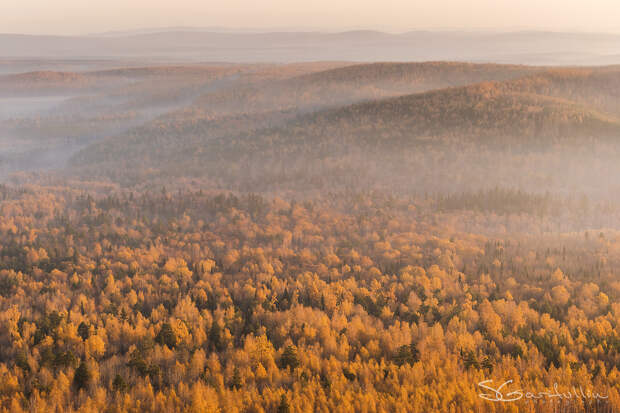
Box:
<box><xmin>478</xmin><ymin>380</ymin><xmax>609</xmax><ymax>402</ymax></box>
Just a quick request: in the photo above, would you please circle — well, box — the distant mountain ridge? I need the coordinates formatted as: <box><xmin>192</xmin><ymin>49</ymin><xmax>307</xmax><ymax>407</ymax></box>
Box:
<box><xmin>3</xmin><ymin>30</ymin><xmax>620</xmax><ymax>65</ymax></box>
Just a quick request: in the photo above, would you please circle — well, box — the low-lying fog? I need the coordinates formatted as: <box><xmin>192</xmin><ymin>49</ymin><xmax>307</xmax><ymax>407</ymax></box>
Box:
<box><xmin>0</xmin><ymin>70</ymin><xmax>238</xmax><ymax>178</ymax></box>
<box><xmin>0</xmin><ymin>95</ymin><xmax>71</xmax><ymax>120</ymax></box>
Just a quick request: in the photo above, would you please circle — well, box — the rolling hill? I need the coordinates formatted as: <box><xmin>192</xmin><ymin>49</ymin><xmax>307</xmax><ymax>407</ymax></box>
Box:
<box><xmin>201</xmin><ymin>61</ymin><xmax>537</xmax><ymax>112</ymax></box>
<box><xmin>498</xmin><ymin>67</ymin><xmax>620</xmax><ymax>115</ymax></box>
<box><xmin>69</xmin><ymin>65</ymin><xmax>620</xmax><ymax>194</ymax></box>
<box><xmin>68</xmin><ymin>62</ymin><xmax>541</xmax><ymax>171</ymax></box>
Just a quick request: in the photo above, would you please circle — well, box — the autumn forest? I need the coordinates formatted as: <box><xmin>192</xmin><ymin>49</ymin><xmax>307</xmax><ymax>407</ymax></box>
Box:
<box><xmin>1</xmin><ymin>57</ymin><xmax>620</xmax><ymax>413</ymax></box>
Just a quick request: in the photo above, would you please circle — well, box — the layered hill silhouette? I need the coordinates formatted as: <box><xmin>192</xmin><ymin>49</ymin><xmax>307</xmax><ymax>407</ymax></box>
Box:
<box><xmin>191</xmin><ymin>62</ymin><xmax>537</xmax><ymax>115</ymax></box>
<box><xmin>64</xmin><ymin>62</ymin><xmax>620</xmax><ymax>194</ymax></box>
<box><xmin>69</xmin><ymin>62</ymin><xmax>539</xmax><ymax>169</ymax></box>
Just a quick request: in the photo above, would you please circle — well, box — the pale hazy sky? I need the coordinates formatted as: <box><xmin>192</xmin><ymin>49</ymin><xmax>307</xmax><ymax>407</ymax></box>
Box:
<box><xmin>3</xmin><ymin>0</ymin><xmax>620</xmax><ymax>35</ymax></box>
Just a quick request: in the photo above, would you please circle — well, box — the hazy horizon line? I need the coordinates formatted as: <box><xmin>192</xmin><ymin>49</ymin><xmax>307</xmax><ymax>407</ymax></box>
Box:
<box><xmin>4</xmin><ymin>25</ymin><xmax>620</xmax><ymax>38</ymax></box>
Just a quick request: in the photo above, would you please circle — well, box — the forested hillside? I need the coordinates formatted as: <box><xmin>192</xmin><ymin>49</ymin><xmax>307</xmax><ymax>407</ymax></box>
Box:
<box><xmin>500</xmin><ymin>68</ymin><xmax>620</xmax><ymax>116</ymax></box>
